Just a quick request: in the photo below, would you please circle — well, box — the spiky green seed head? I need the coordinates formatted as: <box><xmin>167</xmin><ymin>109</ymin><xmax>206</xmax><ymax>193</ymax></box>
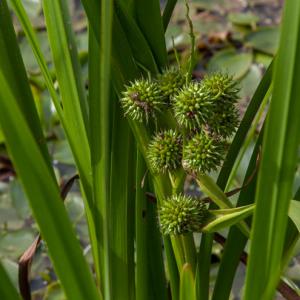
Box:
<box><xmin>156</xmin><ymin>67</ymin><xmax>186</xmax><ymax>101</ymax></box>
<box><xmin>159</xmin><ymin>194</ymin><xmax>208</xmax><ymax>235</ymax></box>
<box><xmin>147</xmin><ymin>130</ymin><xmax>183</xmax><ymax>174</ymax></box>
<box><xmin>207</xmin><ymin>103</ymin><xmax>240</xmax><ymax>138</ymax></box>
<box><xmin>172</xmin><ymin>82</ymin><xmax>213</xmax><ymax>129</ymax></box>
<box><xmin>182</xmin><ymin>132</ymin><xmax>227</xmax><ymax>174</ymax></box>
<box><xmin>200</xmin><ymin>73</ymin><xmax>239</xmax><ymax>102</ymax></box>
<box><xmin>121</xmin><ymin>79</ymin><xmax>165</xmax><ymax>122</ymax></box>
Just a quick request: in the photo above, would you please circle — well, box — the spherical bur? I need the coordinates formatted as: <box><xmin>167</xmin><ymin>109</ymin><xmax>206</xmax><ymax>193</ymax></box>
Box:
<box><xmin>182</xmin><ymin>132</ymin><xmax>227</xmax><ymax>174</ymax></box>
<box><xmin>121</xmin><ymin>79</ymin><xmax>165</xmax><ymax>122</ymax></box>
<box><xmin>147</xmin><ymin>130</ymin><xmax>183</xmax><ymax>174</ymax></box>
<box><xmin>159</xmin><ymin>194</ymin><xmax>208</xmax><ymax>235</ymax></box>
<box><xmin>172</xmin><ymin>82</ymin><xmax>213</xmax><ymax>130</ymax></box>
<box><xmin>201</xmin><ymin>72</ymin><xmax>239</xmax><ymax>103</ymax></box>
<box><xmin>208</xmin><ymin>103</ymin><xmax>240</xmax><ymax>138</ymax></box>
<box><xmin>156</xmin><ymin>67</ymin><xmax>187</xmax><ymax>101</ymax></box>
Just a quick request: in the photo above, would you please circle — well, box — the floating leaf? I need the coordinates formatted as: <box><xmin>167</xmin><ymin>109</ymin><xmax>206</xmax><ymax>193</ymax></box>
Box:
<box><xmin>245</xmin><ymin>27</ymin><xmax>279</xmax><ymax>55</ymax></box>
<box><xmin>0</xmin><ymin>230</ymin><xmax>35</xmax><ymax>259</ymax></box>
<box><xmin>1</xmin><ymin>258</ymin><xmax>19</xmax><ymax>289</ymax></box>
<box><xmin>255</xmin><ymin>52</ymin><xmax>273</xmax><ymax>68</ymax></box>
<box><xmin>10</xmin><ymin>179</ymin><xmax>31</xmax><ymax>220</ymax></box>
<box><xmin>228</xmin><ymin>12</ymin><xmax>259</xmax><ymax>27</ymax></box>
<box><xmin>238</xmin><ymin>64</ymin><xmax>262</xmax><ymax>99</ymax></box>
<box><xmin>289</xmin><ymin>200</ymin><xmax>300</xmax><ymax>233</ymax></box>
<box><xmin>208</xmin><ymin>48</ymin><xmax>252</xmax><ymax>80</ymax></box>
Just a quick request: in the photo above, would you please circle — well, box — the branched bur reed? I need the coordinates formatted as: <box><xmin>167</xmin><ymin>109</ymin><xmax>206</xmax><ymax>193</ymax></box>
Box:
<box><xmin>121</xmin><ymin>68</ymin><xmax>240</xmax><ymax>236</ymax></box>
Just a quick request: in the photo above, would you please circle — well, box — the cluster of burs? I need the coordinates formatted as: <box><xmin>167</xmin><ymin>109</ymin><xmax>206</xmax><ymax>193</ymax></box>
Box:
<box><xmin>121</xmin><ymin>67</ymin><xmax>239</xmax><ymax>235</ymax></box>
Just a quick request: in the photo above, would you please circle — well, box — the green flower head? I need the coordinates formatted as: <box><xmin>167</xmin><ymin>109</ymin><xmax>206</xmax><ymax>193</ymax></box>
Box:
<box><xmin>156</xmin><ymin>67</ymin><xmax>186</xmax><ymax>102</ymax></box>
<box><xmin>182</xmin><ymin>132</ymin><xmax>227</xmax><ymax>174</ymax></box>
<box><xmin>172</xmin><ymin>82</ymin><xmax>213</xmax><ymax>130</ymax></box>
<box><xmin>207</xmin><ymin>103</ymin><xmax>239</xmax><ymax>138</ymax></box>
<box><xmin>159</xmin><ymin>194</ymin><xmax>208</xmax><ymax>235</ymax></box>
<box><xmin>201</xmin><ymin>72</ymin><xmax>239</xmax><ymax>102</ymax></box>
<box><xmin>147</xmin><ymin>129</ymin><xmax>183</xmax><ymax>174</ymax></box>
<box><xmin>121</xmin><ymin>79</ymin><xmax>165</xmax><ymax>122</ymax></box>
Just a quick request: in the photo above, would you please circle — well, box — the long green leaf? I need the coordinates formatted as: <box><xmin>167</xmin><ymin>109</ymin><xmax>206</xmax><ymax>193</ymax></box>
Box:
<box><xmin>9</xmin><ymin>0</ymin><xmax>63</xmax><ymax>121</ymax></box>
<box><xmin>203</xmin><ymin>205</ymin><xmax>254</xmax><ymax>233</ymax></box>
<box><xmin>0</xmin><ymin>261</ymin><xmax>21</xmax><ymax>300</ymax></box>
<box><xmin>0</xmin><ymin>0</ymin><xmax>52</xmax><ymax>171</ymax></box>
<box><xmin>288</xmin><ymin>200</ymin><xmax>300</xmax><ymax>233</ymax></box>
<box><xmin>42</xmin><ymin>0</ymin><xmax>92</xmax><ymax>202</ymax></box>
<box><xmin>0</xmin><ymin>73</ymin><xmax>99</xmax><ymax>300</ymax></box>
<box><xmin>109</xmin><ymin>96</ymin><xmax>135</xmax><ymax>300</ymax></box>
<box><xmin>211</xmin><ymin>130</ymin><xmax>263</xmax><ymax>300</ymax></box>
<box><xmin>218</xmin><ymin>62</ymin><xmax>273</xmax><ymax>188</ymax></box>
<box><xmin>244</xmin><ymin>1</ymin><xmax>300</xmax><ymax>298</ymax></box>
<box><xmin>162</xmin><ymin>0</ymin><xmax>178</xmax><ymax>31</ymax></box>
<box><xmin>115</xmin><ymin>1</ymin><xmax>158</xmax><ymax>73</ymax></box>
<box><xmin>196</xmin><ymin>60</ymin><xmax>272</xmax><ymax>300</ymax></box>
<box><xmin>88</xmin><ymin>0</ymin><xmax>114</xmax><ymax>299</ymax></box>
<box><xmin>180</xmin><ymin>264</ymin><xmax>196</xmax><ymax>300</ymax></box>
<box><xmin>135</xmin><ymin>152</ymin><xmax>168</xmax><ymax>300</ymax></box>
<box><xmin>132</xmin><ymin>0</ymin><xmax>167</xmax><ymax>68</ymax></box>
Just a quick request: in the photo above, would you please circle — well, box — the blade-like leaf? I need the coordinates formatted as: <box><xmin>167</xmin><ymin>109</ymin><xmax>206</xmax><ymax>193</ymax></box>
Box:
<box><xmin>115</xmin><ymin>1</ymin><xmax>158</xmax><ymax>73</ymax></box>
<box><xmin>211</xmin><ymin>130</ymin><xmax>263</xmax><ymax>300</ymax></box>
<box><xmin>180</xmin><ymin>264</ymin><xmax>196</xmax><ymax>300</ymax></box>
<box><xmin>42</xmin><ymin>0</ymin><xmax>92</xmax><ymax>204</ymax></box>
<box><xmin>203</xmin><ymin>205</ymin><xmax>254</xmax><ymax>233</ymax></box>
<box><xmin>288</xmin><ymin>200</ymin><xmax>300</xmax><ymax>238</ymax></box>
<box><xmin>196</xmin><ymin>61</ymin><xmax>272</xmax><ymax>300</ymax></box>
<box><xmin>244</xmin><ymin>0</ymin><xmax>300</xmax><ymax>298</ymax></box>
<box><xmin>88</xmin><ymin>0</ymin><xmax>114</xmax><ymax>299</ymax></box>
<box><xmin>162</xmin><ymin>0</ymin><xmax>178</xmax><ymax>31</ymax></box>
<box><xmin>135</xmin><ymin>152</ymin><xmax>168</xmax><ymax>300</ymax></box>
<box><xmin>132</xmin><ymin>0</ymin><xmax>167</xmax><ymax>68</ymax></box>
<box><xmin>0</xmin><ymin>261</ymin><xmax>21</xmax><ymax>300</ymax></box>
<box><xmin>0</xmin><ymin>0</ymin><xmax>52</xmax><ymax>171</ymax></box>
<box><xmin>0</xmin><ymin>73</ymin><xmax>99</xmax><ymax>300</ymax></box>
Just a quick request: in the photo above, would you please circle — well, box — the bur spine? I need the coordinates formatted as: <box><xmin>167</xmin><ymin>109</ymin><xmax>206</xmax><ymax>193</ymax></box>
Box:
<box><xmin>147</xmin><ymin>129</ymin><xmax>183</xmax><ymax>174</ymax></box>
<box><xmin>182</xmin><ymin>132</ymin><xmax>227</xmax><ymax>174</ymax></box>
<box><xmin>121</xmin><ymin>79</ymin><xmax>164</xmax><ymax>122</ymax></box>
<box><xmin>159</xmin><ymin>194</ymin><xmax>208</xmax><ymax>235</ymax></box>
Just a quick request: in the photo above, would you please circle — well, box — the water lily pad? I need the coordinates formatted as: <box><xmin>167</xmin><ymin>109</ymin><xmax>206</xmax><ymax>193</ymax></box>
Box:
<box><xmin>0</xmin><ymin>193</ymin><xmax>24</xmax><ymax>230</ymax></box>
<box><xmin>208</xmin><ymin>48</ymin><xmax>252</xmax><ymax>79</ymax></box>
<box><xmin>52</xmin><ymin>140</ymin><xmax>75</xmax><ymax>165</ymax></box>
<box><xmin>65</xmin><ymin>194</ymin><xmax>84</xmax><ymax>223</ymax></box>
<box><xmin>254</xmin><ymin>52</ymin><xmax>273</xmax><ymax>68</ymax></box>
<box><xmin>0</xmin><ymin>258</ymin><xmax>19</xmax><ymax>289</ymax></box>
<box><xmin>245</xmin><ymin>27</ymin><xmax>279</xmax><ymax>55</ymax></box>
<box><xmin>10</xmin><ymin>179</ymin><xmax>31</xmax><ymax>220</ymax></box>
<box><xmin>0</xmin><ymin>229</ymin><xmax>35</xmax><ymax>259</ymax></box>
<box><xmin>228</xmin><ymin>12</ymin><xmax>259</xmax><ymax>27</ymax></box>
<box><xmin>165</xmin><ymin>24</ymin><xmax>189</xmax><ymax>51</ymax></box>
<box><xmin>19</xmin><ymin>31</ymin><xmax>52</xmax><ymax>72</ymax></box>
<box><xmin>238</xmin><ymin>64</ymin><xmax>262</xmax><ymax>99</ymax></box>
